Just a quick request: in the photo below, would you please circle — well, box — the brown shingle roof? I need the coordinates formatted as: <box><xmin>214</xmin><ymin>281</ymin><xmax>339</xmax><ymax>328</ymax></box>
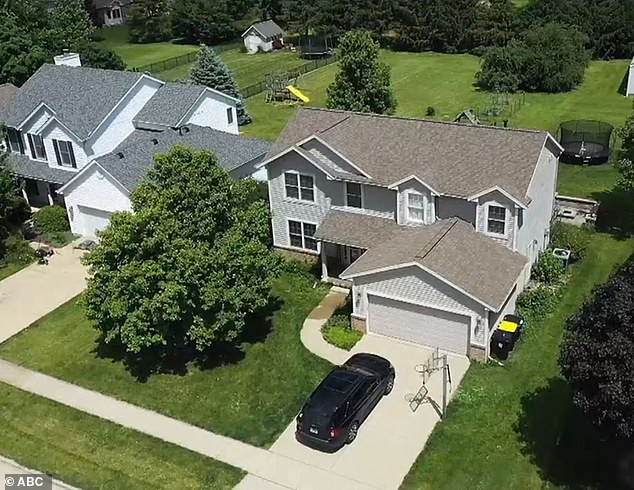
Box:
<box><xmin>322</xmin><ymin>213</ymin><xmax>527</xmax><ymax>310</ymax></box>
<box><xmin>268</xmin><ymin>108</ymin><xmax>554</xmax><ymax>203</ymax></box>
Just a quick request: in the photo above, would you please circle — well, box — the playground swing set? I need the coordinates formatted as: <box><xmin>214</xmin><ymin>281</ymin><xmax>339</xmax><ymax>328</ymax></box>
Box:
<box><xmin>265</xmin><ymin>72</ymin><xmax>310</xmax><ymax>105</ymax></box>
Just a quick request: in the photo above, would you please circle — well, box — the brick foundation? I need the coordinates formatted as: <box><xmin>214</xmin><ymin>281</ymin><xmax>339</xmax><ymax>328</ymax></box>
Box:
<box><xmin>275</xmin><ymin>247</ymin><xmax>319</xmax><ymax>263</ymax></box>
<box><xmin>351</xmin><ymin>315</ymin><xmax>367</xmax><ymax>333</ymax></box>
<box><xmin>469</xmin><ymin>345</ymin><xmax>487</xmax><ymax>362</ymax></box>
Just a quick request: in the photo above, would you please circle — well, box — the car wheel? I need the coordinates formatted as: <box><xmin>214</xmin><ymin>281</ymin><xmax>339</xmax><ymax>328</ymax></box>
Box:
<box><xmin>346</xmin><ymin>422</ymin><xmax>359</xmax><ymax>444</ymax></box>
<box><xmin>384</xmin><ymin>375</ymin><xmax>395</xmax><ymax>395</ymax></box>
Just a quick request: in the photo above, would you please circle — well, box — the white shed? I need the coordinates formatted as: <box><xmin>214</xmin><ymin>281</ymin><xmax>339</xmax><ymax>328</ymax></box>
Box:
<box><xmin>241</xmin><ymin>20</ymin><xmax>284</xmax><ymax>54</ymax></box>
<box><xmin>625</xmin><ymin>58</ymin><xmax>634</xmax><ymax>97</ymax></box>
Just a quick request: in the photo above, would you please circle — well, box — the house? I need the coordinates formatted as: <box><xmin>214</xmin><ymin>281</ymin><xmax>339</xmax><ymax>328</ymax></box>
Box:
<box><xmin>242</xmin><ymin>20</ymin><xmax>284</xmax><ymax>53</ymax></box>
<box><xmin>259</xmin><ymin>108</ymin><xmax>563</xmax><ymax>360</ymax></box>
<box><xmin>93</xmin><ymin>0</ymin><xmax>132</xmax><ymax>26</ymax></box>
<box><xmin>1</xmin><ymin>53</ymin><xmax>270</xmax><ymax>237</ymax></box>
<box><xmin>625</xmin><ymin>58</ymin><xmax>634</xmax><ymax>97</ymax></box>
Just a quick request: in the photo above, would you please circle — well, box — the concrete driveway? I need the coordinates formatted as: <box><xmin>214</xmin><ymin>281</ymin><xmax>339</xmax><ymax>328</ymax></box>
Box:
<box><xmin>269</xmin><ymin>334</ymin><xmax>470</xmax><ymax>490</ymax></box>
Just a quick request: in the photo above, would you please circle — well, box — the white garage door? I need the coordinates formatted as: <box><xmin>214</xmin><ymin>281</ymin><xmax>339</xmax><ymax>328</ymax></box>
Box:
<box><xmin>368</xmin><ymin>295</ymin><xmax>471</xmax><ymax>355</ymax></box>
<box><xmin>78</xmin><ymin>206</ymin><xmax>112</xmax><ymax>237</ymax></box>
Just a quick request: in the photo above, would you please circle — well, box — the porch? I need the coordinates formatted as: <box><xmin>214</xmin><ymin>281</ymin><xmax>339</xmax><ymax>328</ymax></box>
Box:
<box><xmin>319</xmin><ymin>241</ymin><xmax>365</xmax><ymax>287</ymax></box>
<box><xmin>21</xmin><ymin>178</ymin><xmax>65</xmax><ymax>209</ymax></box>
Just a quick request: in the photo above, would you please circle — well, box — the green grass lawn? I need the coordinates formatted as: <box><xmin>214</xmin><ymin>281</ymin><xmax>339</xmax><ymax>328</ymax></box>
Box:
<box><xmin>0</xmin><ymin>383</ymin><xmax>243</xmax><ymax>489</ymax></box>
<box><xmin>0</xmin><ymin>272</ymin><xmax>331</xmax><ymax>447</ymax></box>
<box><xmin>400</xmin><ymin>232</ymin><xmax>634</xmax><ymax>490</ymax></box>
<box><xmin>0</xmin><ymin>261</ymin><xmax>30</xmax><ymax>281</ymax></box>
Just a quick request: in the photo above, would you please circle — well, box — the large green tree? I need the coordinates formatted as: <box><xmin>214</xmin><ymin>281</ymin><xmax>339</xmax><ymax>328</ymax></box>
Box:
<box><xmin>473</xmin><ymin>0</ymin><xmax>519</xmax><ymax>52</ymax></box>
<box><xmin>0</xmin><ymin>150</ymin><xmax>31</xmax><ymax>261</ymax></box>
<box><xmin>189</xmin><ymin>45</ymin><xmax>251</xmax><ymax>125</ymax></box>
<box><xmin>127</xmin><ymin>0</ymin><xmax>172</xmax><ymax>43</ymax></box>
<box><xmin>81</xmin><ymin>146</ymin><xmax>280</xmax><ymax>358</ymax></box>
<box><xmin>171</xmin><ymin>0</ymin><xmax>248</xmax><ymax>44</ymax></box>
<box><xmin>48</xmin><ymin>0</ymin><xmax>95</xmax><ymax>49</ymax></box>
<box><xmin>326</xmin><ymin>31</ymin><xmax>396</xmax><ymax>114</ymax></box>
<box><xmin>615</xmin><ymin>108</ymin><xmax>634</xmax><ymax>191</ymax></box>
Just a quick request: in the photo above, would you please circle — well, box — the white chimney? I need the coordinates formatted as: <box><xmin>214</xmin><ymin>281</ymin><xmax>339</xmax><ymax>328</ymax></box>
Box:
<box><xmin>54</xmin><ymin>52</ymin><xmax>82</xmax><ymax>67</ymax></box>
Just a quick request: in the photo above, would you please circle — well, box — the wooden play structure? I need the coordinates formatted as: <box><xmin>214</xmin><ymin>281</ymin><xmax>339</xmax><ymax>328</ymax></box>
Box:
<box><xmin>265</xmin><ymin>72</ymin><xmax>310</xmax><ymax>104</ymax></box>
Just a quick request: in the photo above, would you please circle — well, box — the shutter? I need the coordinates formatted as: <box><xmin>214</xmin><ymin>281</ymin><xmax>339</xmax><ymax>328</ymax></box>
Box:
<box><xmin>53</xmin><ymin>140</ymin><xmax>62</xmax><ymax>166</ymax></box>
<box><xmin>27</xmin><ymin>134</ymin><xmax>36</xmax><ymax>159</ymax></box>
<box><xmin>18</xmin><ymin>132</ymin><xmax>24</xmax><ymax>154</ymax></box>
<box><xmin>68</xmin><ymin>143</ymin><xmax>77</xmax><ymax>168</ymax></box>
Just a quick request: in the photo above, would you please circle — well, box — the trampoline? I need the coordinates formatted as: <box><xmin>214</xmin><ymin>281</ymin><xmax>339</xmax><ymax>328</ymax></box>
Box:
<box><xmin>299</xmin><ymin>36</ymin><xmax>333</xmax><ymax>58</ymax></box>
<box><xmin>557</xmin><ymin>120</ymin><xmax>614</xmax><ymax>164</ymax></box>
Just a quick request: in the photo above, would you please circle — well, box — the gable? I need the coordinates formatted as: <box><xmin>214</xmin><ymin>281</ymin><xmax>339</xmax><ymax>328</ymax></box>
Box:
<box><xmin>61</xmin><ymin>163</ymin><xmax>131</xmax><ymax>213</ymax></box>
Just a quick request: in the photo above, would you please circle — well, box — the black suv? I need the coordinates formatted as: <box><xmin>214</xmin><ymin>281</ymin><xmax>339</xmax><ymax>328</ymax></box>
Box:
<box><xmin>295</xmin><ymin>353</ymin><xmax>395</xmax><ymax>452</ymax></box>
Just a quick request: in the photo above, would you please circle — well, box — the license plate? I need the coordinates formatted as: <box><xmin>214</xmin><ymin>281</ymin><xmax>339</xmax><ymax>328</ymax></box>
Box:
<box><xmin>309</xmin><ymin>427</ymin><xmax>318</xmax><ymax>434</ymax></box>
<box><xmin>498</xmin><ymin>342</ymin><xmax>504</xmax><ymax>349</ymax></box>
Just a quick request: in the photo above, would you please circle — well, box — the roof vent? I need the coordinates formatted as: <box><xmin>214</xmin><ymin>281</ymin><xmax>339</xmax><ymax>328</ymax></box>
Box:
<box><xmin>53</xmin><ymin>52</ymin><xmax>81</xmax><ymax>67</ymax></box>
<box><xmin>178</xmin><ymin>126</ymin><xmax>190</xmax><ymax>135</ymax></box>
<box><xmin>151</xmin><ymin>138</ymin><xmax>159</xmax><ymax>145</ymax></box>
<box><xmin>117</xmin><ymin>152</ymin><xmax>125</xmax><ymax>159</ymax></box>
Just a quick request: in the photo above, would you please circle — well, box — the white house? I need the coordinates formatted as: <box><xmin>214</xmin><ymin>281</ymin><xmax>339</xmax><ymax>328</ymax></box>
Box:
<box><xmin>1</xmin><ymin>53</ymin><xmax>270</xmax><ymax>237</ymax></box>
<box><xmin>241</xmin><ymin>20</ymin><xmax>284</xmax><ymax>53</ymax></box>
<box><xmin>625</xmin><ymin>58</ymin><xmax>634</xmax><ymax>97</ymax></box>
<box><xmin>259</xmin><ymin>108</ymin><xmax>564</xmax><ymax>361</ymax></box>
<box><xmin>94</xmin><ymin>0</ymin><xmax>132</xmax><ymax>26</ymax></box>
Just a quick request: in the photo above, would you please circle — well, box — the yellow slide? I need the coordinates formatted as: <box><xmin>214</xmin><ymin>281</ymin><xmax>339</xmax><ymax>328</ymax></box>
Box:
<box><xmin>287</xmin><ymin>85</ymin><xmax>310</xmax><ymax>103</ymax></box>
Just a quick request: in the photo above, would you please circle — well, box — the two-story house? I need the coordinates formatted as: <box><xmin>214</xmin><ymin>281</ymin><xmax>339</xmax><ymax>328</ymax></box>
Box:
<box><xmin>0</xmin><ymin>53</ymin><xmax>270</xmax><ymax>237</ymax></box>
<box><xmin>259</xmin><ymin>108</ymin><xmax>563</xmax><ymax>360</ymax></box>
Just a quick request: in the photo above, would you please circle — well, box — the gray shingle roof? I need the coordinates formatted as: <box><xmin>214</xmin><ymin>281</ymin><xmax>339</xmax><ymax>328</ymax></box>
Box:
<box><xmin>245</xmin><ymin>20</ymin><xmax>283</xmax><ymax>41</ymax></box>
<box><xmin>8</xmin><ymin>153</ymin><xmax>75</xmax><ymax>185</ymax></box>
<box><xmin>318</xmin><ymin>211</ymin><xmax>527</xmax><ymax>310</ymax></box>
<box><xmin>134</xmin><ymin>83</ymin><xmax>206</xmax><ymax>128</ymax></box>
<box><xmin>95</xmin><ymin>125</ymin><xmax>271</xmax><ymax>191</ymax></box>
<box><xmin>2</xmin><ymin>64</ymin><xmax>143</xmax><ymax>140</ymax></box>
<box><xmin>0</xmin><ymin>83</ymin><xmax>18</xmax><ymax>122</ymax></box>
<box><xmin>269</xmin><ymin>108</ymin><xmax>556</xmax><ymax>204</ymax></box>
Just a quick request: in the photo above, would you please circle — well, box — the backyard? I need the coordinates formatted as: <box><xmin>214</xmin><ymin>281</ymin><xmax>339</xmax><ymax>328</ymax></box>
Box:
<box><xmin>0</xmin><ymin>383</ymin><xmax>243</xmax><ymax>489</ymax></box>
<box><xmin>0</xmin><ymin>271</ymin><xmax>331</xmax><ymax>448</ymax></box>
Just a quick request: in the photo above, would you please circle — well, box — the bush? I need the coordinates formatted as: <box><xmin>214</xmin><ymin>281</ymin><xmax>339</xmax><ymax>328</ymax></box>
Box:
<box><xmin>40</xmin><ymin>231</ymin><xmax>76</xmax><ymax>248</ymax></box>
<box><xmin>532</xmin><ymin>250</ymin><xmax>566</xmax><ymax>284</ymax></box>
<box><xmin>517</xmin><ymin>285</ymin><xmax>562</xmax><ymax>318</ymax></box>
<box><xmin>322</xmin><ymin>314</ymin><xmax>363</xmax><ymax>351</ymax></box>
<box><xmin>426</xmin><ymin>106</ymin><xmax>436</xmax><ymax>116</ymax></box>
<box><xmin>550</xmin><ymin>222</ymin><xmax>593</xmax><ymax>260</ymax></box>
<box><xmin>33</xmin><ymin>206</ymin><xmax>70</xmax><ymax>234</ymax></box>
<box><xmin>3</xmin><ymin>235</ymin><xmax>35</xmax><ymax>265</ymax></box>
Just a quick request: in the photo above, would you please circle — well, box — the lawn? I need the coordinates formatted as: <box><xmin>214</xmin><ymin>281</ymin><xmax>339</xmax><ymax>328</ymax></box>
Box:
<box><xmin>0</xmin><ymin>261</ymin><xmax>30</xmax><ymax>281</ymax></box>
<box><xmin>400</xmin><ymin>232</ymin><xmax>634</xmax><ymax>490</ymax></box>
<box><xmin>0</xmin><ymin>271</ymin><xmax>331</xmax><ymax>447</ymax></box>
<box><xmin>0</xmin><ymin>383</ymin><xmax>243</xmax><ymax>489</ymax></box>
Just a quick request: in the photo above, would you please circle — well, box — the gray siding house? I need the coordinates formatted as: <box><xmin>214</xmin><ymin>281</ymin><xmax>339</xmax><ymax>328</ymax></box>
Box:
<box><xmin>260</xmin><ymin>108</ymin><xmax>563</xmax><ymax>361</ymax></box>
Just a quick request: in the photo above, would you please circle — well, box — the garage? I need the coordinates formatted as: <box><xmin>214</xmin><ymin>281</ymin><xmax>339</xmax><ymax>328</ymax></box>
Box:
<box><xmin>77</xmin><ymin>206</ymin><xmax>112</xmax><ymax>237</ymax></box>
<box><xmin>367</xmin><ymin>294</ymin><xmax>471</xmax><ymax>355</ymax></box>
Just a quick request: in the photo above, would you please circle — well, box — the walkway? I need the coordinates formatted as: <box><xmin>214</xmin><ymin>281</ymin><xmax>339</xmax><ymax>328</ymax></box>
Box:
<box><xmin>0</xmin><ymin>242</ymin><xmax>87</xmax><ymax>343</ymax></box>
<box><xmin>0</xmin><ymin>456</ymin><xmax>78</xmax><ymax>490</ymax></box>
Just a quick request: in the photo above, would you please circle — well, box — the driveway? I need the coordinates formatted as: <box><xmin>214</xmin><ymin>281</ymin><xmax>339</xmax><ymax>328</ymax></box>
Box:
<box><xmin>269</xmin><ymin>334</ymin><xmax>470</xmax><ymax>490</ymax></box>
<box><xmin>0</xmin><ymin>242</ymin><xmax>87</xmax><ymax>344</ymax></box>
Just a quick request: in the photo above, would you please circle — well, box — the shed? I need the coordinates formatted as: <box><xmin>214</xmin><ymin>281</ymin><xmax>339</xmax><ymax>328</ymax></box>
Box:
<box><xmin>242</xmin><ymin>20</ymin><xmax>284</xmax><ymax>53</ymax></box>
<box><xmin>628</xmin><ymin>56</ymin><xmax>634</xmax><ymax>96</ymax></box>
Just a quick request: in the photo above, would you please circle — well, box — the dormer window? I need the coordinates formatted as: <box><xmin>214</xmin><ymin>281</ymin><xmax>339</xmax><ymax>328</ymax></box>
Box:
<box><xmin>406</xmin><ymin>191</ymin><xmax>425</xmax><ymax>222</ymax></box>
<box><xmin>28</xmin><ymin>134</ymin><xmax>47</xmax><ymax>161</ymax></box>
<box><xmin>6</xmin><ymin>128</ymin><xmax>24</xmax><ymax>154</ymax></box>
<box><xmin>345</xmin><ymin>182</ymin><xmax>362</xmax><ymax>208</ymax></box>
<box><xmin>53</xmin><ymin>140</ymin><xmax>77</xmax><ymax>168</ymax></box>
<box><xmin>487</xmin><ymin>205</ymin><xmax>506</xmax><ymax>235</ymax></box>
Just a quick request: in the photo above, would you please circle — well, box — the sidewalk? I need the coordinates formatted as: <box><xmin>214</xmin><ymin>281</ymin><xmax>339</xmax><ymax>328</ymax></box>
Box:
<box><xmin>0</xmin><ymin>456</ymin><xmax>78</xmax><ymax>490</ymax></box>
<box><xmin>0</xmin><ymin>242</ymin><xmax>87</xmax><ymax>343</ymax></box>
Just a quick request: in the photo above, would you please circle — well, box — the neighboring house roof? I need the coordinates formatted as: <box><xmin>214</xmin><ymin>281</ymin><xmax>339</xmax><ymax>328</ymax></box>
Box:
<box><xmin>2</xmin><ymin>64</ymin><xmax>144</xmax><ymax>140</ymax></box>
<box><xmin>8</xmin><ymin>153</ymin><xmax>75</xmax><ymax>185</ymax></box>
<box><xmin>318</xmin><ymin>211</ymin><xmax>527</xmax><ymax>310</ymax></box>
<box><xmin>242</xmin><ymin>20</ymin><xmax>284</xmax><ymax>41</ymax></box>
<box><xmin>93</xmin><ymin>0</ymin><xmax>131</xmax><ymax>9</ymax></box>
<box><xmin>268</xmin><ymin>108</ymin><xmax>559</xmax><ymax>204</ymax></box>
<box><xmin>89</xmin><ymin>125</ymin><xmax>270</xmax><ymax>191</ymax></box>
<box><xmin>0</xmin><ymin>83</ymin><xmax>18</xmax><ymax>121</ymax></box>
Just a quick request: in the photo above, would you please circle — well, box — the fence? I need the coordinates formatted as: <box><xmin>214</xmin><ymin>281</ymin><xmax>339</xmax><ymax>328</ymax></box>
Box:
<box><xmin>133</xmin><ymin>41</ymin><xmax>241</xmax><ymax>74</ymax></box>
<box><xmin>241</xmin><ymin>55</ymin><xmax>337</xmax><ymax>99</ymax></box>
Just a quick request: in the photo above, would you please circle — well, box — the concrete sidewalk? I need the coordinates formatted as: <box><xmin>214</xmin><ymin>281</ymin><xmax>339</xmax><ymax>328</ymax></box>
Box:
<box><xmin>0</xmin><ymin>360</ymin><xmax>377</xmax><ymax>490</ymax></box>
<box><xmin>0</xmin><ymin>242</ymin><xmax>87</xmax><ymax>343</ymax></box>
<box><xmin>0</xmin><ymin>456</ymin><xmax>78</xmax><ymax>490</ymax></box>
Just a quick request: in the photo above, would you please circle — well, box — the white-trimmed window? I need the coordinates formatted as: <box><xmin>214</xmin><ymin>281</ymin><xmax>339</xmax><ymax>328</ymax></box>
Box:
<box><xmin>406</xmin><ymin>192</ymin><xmax>424</xmax><ymax>222</ymax></box>
<box><xmin>288</xmin><ymin>220</ymin><xmax>317</xmax><ymax>251</ymax></box>
<box><xmin>28</xmin><ymin>134</ymin><xmax>47</xmax><ymax>160</ymax></box>
<box><xmin>345</xmin><ymin>182</ymin><xmax>362</xmax><ymax>208</ymax></box>
<box><xmin>6</xmin><ymin>128</ymin><xmax>24</xmax><ymax>154</ymax></box>
<box><xmin>53</xmin><ymin>140</ymin><xmax>76</xmax><ymax>168</ymax></box>
<box><xmin>284</xmin><ymin>172</ymin><xmax>314</xmax><ymax>201</ymax></box>
<box><xmin>487</xmin><ymin>205</ymin><xmax>506</xmax><ymax>235</ymax></box>
<box><xmin>112</xmin><ymin>8</ymin><xmax>121</xmax><ymax>18</ymax></box>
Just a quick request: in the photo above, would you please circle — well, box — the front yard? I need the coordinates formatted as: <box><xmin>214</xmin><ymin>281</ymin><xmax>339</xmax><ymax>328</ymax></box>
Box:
<box><xmin>0</xmin><ymin>383</ymin><xmax>243</xmax><ymax>489</ymax></box>
<box><xmin>401</xmin><ymin>232</ymin><xmax>634</xmax><ymax>489</ymax></box>
<box><xmin>0</xmin><ymin>271</ymin><xmax>332</xmax><ymax>447</ymax></box>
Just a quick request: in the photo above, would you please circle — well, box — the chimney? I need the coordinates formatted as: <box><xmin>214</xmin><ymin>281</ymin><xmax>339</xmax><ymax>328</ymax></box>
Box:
<box><xmin>54</xmin><ymin>52</ymin><xmax>82</xmax><ymax>67</ymax></box>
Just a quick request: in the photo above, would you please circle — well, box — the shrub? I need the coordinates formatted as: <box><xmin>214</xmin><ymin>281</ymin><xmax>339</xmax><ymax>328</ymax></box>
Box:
<box><xmin>41</xmin><ymin>231</ymin><xmax>76</xmax><ymax>248</ymax></box>
<box><xmin>532</xmin><ymin>250</ymin><xmax>565</xmax><ymax>284</ymax></box>
<box><xmin>426</xmin><ymin>106</ymin><xmax>436</xmax><ymax>116</ymax></box>
<box><xmin>517</xmin><ymin>285</ymin><xmax>561</xmax><ymax>318</ymax></box>
<box><xmin>3</xmin><ymin>235</ymin><xmax>35</xmax><ymax>265</ymax></box>
<box><xmin>33</xmin><ymin>206</ymin><xmax>70</xmax><ymax>234</ymax></box>
<box><xmin>322</xmin><ymin>314</ymin><xmax>363</xmax><ymax>350</ymax></box>
<box><xmin>550</xmin><ymin>222</ymin><xmax>593</xmax><ymax>260</ymax></box>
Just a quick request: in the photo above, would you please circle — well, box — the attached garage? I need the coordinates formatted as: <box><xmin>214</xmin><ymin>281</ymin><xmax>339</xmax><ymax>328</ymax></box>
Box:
<box><xmin>367</xmin><ymin>294</ymin><xmax>471</xmax><ymax>355</ymax></box>
<box><xmin>76</xmin><ymin>206</ymin><xmax>112</xmax><ymax>237</ymax></box>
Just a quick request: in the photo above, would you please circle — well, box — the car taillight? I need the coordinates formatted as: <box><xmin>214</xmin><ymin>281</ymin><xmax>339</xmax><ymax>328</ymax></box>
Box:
<box><xmin>329</xmin><ymin>427</ymin><xmax>343</xmax><ymax>439</ymax></box>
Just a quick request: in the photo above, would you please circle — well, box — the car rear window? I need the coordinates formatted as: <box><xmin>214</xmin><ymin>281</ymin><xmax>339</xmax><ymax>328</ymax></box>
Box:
<box><xmin>322</xmin><ymin>370</ymin><xmax>357</xmax><ymax>392</ymax></box>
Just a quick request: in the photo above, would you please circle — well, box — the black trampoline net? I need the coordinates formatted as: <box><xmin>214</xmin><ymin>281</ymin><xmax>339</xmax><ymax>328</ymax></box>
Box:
<box><xmin>558</xmin><ymin>120</ymin><xmax>613</xmax><ymax>164</ymax></box>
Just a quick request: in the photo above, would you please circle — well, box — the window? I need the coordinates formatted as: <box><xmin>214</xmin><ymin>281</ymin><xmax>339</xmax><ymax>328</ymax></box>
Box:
<box><xmin>406</xmin><ymin>192</ymin><xmax>424</xmax><ymax>222</ymax></box>
<box><xmin>349</xmin><ymin>247</ymin><xmax>363</xmax><ymax>262</ymax></box>
<box><xmin>6</xmin><ymin>128</ymin><xmax>24</xmax><ymax>154</ymax></box>
<box><xmin>345</xmin><ymin>182</ymin><xmax>362</xmax><ymax>208</ymax></box>
<box><xmin>487</xmin><ymin>205</ymin><xmax>506</xmax><ymax>235</ymax></box>
<box><xmin>27</xmin><ymin>134</ymin><xmax>47</xmax><ymax>160</ymax></box>
<box><xmin>226</xmin><ymin>107</ymin><xmax>234</xmax><ymax>125</ymax></box>
<box><xmin>112</xmin><ymin>8</ymin><xmax>121</xmax><ymax>18</ymax></box>
<box><xmin>284</xmin><ymin>172</ymin><xmax>314</xmax><ymax>201</ymax></box>
<box><xmin>288</xmin><ymin>220</ymin><xmax>317</xmax><ymax>251</ymax></box>
<box><xmin>53</xmin><ymin>140</ymin><xmax>76</xmax><ymax>168</ymax></box>
<box><xmin>25</xmin><ymin>179</ymin><xmax>39</xmax><ymax>197</ymax></box>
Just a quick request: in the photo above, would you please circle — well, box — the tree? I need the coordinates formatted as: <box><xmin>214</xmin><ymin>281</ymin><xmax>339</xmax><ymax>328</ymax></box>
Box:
<box><xmin>326</xmin><ymin>31</ymin><xmax>396</xmax><ymax>114</ymax></box>
<box><xmin>171</xmin><ymin>0</ymin><xmax>246</xmax><ymax>44</ymax></box>
<box><xmin>0</xmin><ymin>149</ymin><xmax>31</xmax><ymax>261</ymax></box>
<box><xmin>81</xmin><ymin>146</ymin><xmax>281</xmax><ymax>359</ymax></box>
<box><xmin>615</xmin><ymin>107</ymin><xmax>634</xmax><ymax>190</ymax></box>
<box><xmin>473</xmin><ymin>0</ymin><xmax>519</xmax><ymax>52</ymax></box>
<box><xmin>560</xmin><ymin>256</ymin><xmax>634</xmax><ymax>442</ymax></box>
<box><xmin>0</xmin><ymin>13</ymin><xmax>49</xmax><ymax>86</ymax></box>
<box><xmin>190</xmin><ymin>45</ymin><xmax>251</xmax><ymax>125</ymax></box>
<box><xmin>127</xmin><ymin>0</ymin><xmax>171</xmax><ymax>43</ymax></box>
<box><xmin>76</xmin><ymin>42</ymin><xmax>126</xmax><ymax>71</ymax></box>
<box><xmin>48</xmin><ymin>0</ymin><xmax>95</xmax><ymax>50</ymax></box>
